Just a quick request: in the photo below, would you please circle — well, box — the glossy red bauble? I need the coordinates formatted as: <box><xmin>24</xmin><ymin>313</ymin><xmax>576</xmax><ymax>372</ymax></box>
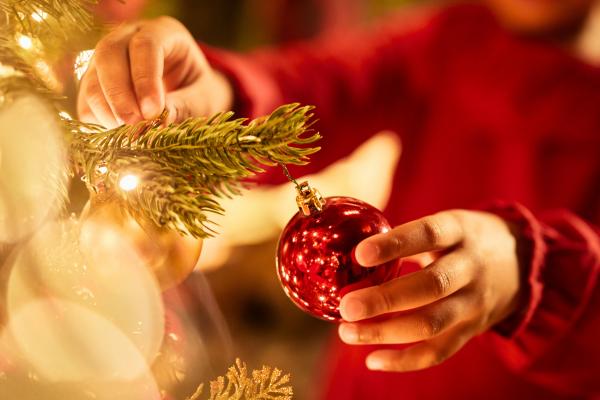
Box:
<box><xmin>276</xmin><ymin>196</ymin><xmax>401</xmax><ymax>322</ymax></box>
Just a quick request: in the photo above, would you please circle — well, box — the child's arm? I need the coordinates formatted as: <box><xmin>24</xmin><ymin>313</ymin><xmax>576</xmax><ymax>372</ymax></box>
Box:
<box><xmin>201</xmin><ymin>7</ymin><xmax>443</xmax><ymax>179</ymax></box>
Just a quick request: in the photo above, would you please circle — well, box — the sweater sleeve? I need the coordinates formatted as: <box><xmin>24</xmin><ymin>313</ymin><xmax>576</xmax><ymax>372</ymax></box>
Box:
<box><xmin>201</xmin><ymin>7</ymin><xmax>448</xmax><ymax>183</ymax></box>
<box><xmin>489</xmin><ymin>202</ymin><xmax>600</xmax><ymax>396</ymax></box>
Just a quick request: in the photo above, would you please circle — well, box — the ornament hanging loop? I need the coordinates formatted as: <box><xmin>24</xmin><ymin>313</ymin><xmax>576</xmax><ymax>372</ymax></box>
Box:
<box><xmin>278</xmin><ymin>163</ymin><xmax>325</xmax><ymax>216</ymax></box>
<box><xmin>296</xmin><ymin>181</ymin><xmax>324</xmax><ymax>216</ymax></box>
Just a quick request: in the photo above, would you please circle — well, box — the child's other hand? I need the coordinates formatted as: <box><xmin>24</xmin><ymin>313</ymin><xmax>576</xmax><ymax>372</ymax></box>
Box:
<box><xmin>338</xmin><ymin>210</ymin><xmax>522</xmax><ymax>372</ymax></box>
<box><xmin>78</xmin><ymin>17</ymin><xmax>233</xmax><ymax>128</ymax></box>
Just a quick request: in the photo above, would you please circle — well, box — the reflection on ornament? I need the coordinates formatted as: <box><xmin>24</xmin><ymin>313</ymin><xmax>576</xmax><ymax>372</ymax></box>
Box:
<box><xmin>277</xmin><ymin>194</ymin><xmax>401</xmax><ymax>322</ymax></box>
<box><xmin>5</xmin><ymin>218</ymin><xmax>165</xmax><ymax>379</ymax></box>
<box><xmin>0</xmin><ymin>95</ymin><xmax>67</xmax><ymax>243</ymax></box>
<box><xmin>81</xmin><ymin>197</ymin><xmax>203</xmax><ymax>291</ymax></box>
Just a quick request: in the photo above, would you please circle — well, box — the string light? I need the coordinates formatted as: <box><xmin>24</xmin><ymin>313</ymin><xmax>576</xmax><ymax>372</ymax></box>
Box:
<box><xmin>58</xmin><ymin>111</ymin><xmax>73</xmax><ymax>120</ymax></box>
<box><xmin>0</xmin><ymin>63</ymin><xmax>20</xmax><ymax>78</ymax></box>
<box><xmin>16</xmin><ymin>34</ymin><xmax>33</xmax><ymax>50</ymax></box>
<box><xmin>31</xmin><ymin>10</ymin><xmax>48</xmax><ymax>23</ymax></box>
<box><xmin>119</xmin><ymin>174</ymin><xmax>139</xmax><ymax>192</ymax></box>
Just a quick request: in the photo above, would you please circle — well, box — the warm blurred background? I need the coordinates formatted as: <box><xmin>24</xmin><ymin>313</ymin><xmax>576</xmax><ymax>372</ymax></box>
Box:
<box><xmin>83</xmin><ymin>1</ymin><xmax>425</xmax><ymax>399</ymax></box>
<box><xmin>96</xmin><ymin>0</ymin><xmax>428</xmax><ymax>48</ymax></box>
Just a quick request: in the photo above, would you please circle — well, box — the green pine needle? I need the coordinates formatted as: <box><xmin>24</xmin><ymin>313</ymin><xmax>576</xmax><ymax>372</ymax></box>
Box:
<box><xmin>69</xmin><ymin>104</ymin><xmax>320</xmax><ymax>238</ymax></box>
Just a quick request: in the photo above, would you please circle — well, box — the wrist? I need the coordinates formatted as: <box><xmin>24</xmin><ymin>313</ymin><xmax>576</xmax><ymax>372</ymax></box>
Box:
<box><xmin>484</xmin><ymin>202</ymin><xmax>546</xmax><ymax>338</ymax></box>
<box><xmin>498</xmin><ymin>219</ymin><xmax>528</xmax><ymax>322</ymax></box>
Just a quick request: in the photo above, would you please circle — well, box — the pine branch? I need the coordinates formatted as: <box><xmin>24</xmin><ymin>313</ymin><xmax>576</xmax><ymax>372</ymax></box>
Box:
<box><xmin>1</xmin><ymin>0</ymin><xmax>99</xmax><ymax>43</ymax></box>
<box><xmin>0</xmin><ymin>36</ymin><xmax>59</xmax><ymax>99</ymax></box>
<box><xmin>69</xmin><ymin>104</ymin><xmax>320</xmax><ymax>238</ymax></box>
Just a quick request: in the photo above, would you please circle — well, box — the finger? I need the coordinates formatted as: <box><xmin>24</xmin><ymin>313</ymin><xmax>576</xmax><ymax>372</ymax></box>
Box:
<box><xmin>355</xmin><ymin>211</ymin><xmax>464</xmax><ymax>267</ymax></box>
<box><xmin>165</xmin><ymin>77</ymin><xmax>219</xmax><ymax>123</ymax></box>
<box><xmin>128</xmin><ymin>28</ymin><xmax>165</xmax><ymax>119</ymax></box>
<box><xmin>339</xmin><ymin>292</ymin><xmax>472</xmax><ymax>345</ymax></box>
<box><xmin>403</xmin><ymin>251</ymin><xmax>438</xmax><ymax>268</ymax></box>
<box><xmin>77</xmin><ymin>99</ymin><xmax>98</xmax><ymax>125</ymax></box>
<box><xmin>165</xmin><ymin>88</ymin><xmax>195</xmax><ymax>123</ymax></box>
<box><xmin>365</xmin><ymin>322</ymin><xmax>475</xmax><ymax>372</ymax></box>
<box><xmin>340</xmin><ymin>250</ymin><xmax>475</xmax><ymax>321</ymax></box>
<box><xmin>79</xmin><ymin>65</ymin><xmax>118</xmax><ymax>128</ymax></box>
<box><xmin>94</xmin><ymin>27</ymin><xmax>143</xmax><ymax>124</ymax></box>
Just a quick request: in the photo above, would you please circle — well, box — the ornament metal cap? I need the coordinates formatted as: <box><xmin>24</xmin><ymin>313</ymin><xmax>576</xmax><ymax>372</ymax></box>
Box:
<box><xmin>279</xmin><ymin>163</ymin><xmax>325</xmax><ymax>216</ymax></box>
<box><xmin>295</xmin><ymin>181</ymin><xmax>325</xmax><ymax>216</ymax></box>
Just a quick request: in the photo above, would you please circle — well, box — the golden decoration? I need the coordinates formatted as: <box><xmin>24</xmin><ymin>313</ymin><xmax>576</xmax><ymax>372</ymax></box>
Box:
<box><xmin>80</xmin><ymin>194</ymin><xmax>203</xmax><ymax>291</ymax></box>
<box><xmin>186</xmin><ymin>359</ymin><xmax>293</xmax><ymax>400</ymax></box>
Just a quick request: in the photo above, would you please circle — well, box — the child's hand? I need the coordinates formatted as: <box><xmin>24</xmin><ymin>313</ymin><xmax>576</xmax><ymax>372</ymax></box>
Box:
<box><xmin>78</xmin><ymin>17</ymin><xmax>233</xmax><ymax>128</ymax></box>
<box><xmin>338</xmin><ymin>210</ymin><xmax>522</xmax><ymax>372</ymax></box>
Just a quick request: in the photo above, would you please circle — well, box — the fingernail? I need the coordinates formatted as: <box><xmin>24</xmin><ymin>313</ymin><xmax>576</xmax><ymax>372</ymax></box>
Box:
<box><xmin>141</xmin><ymin>98</ymin><xmax>159</xmax><ymax>119</ymax></box>
<box><xmin>339</xmin><ymin>324</ymin><xmax>359</xmax><ymax>343</ymax></box>
<box><xmin>355</xmin><ymin>241</ymin><xmax>380</xmax><ymax>266</ymax></box>
<box><xmin>366</xmin><ymin>355</ymin><xmax>385</xmax><ymax>371</ymax></box>
<box><xmin>340</xmin><ymin>296</ymin><xmax>366</xmax><ymax>321</ymax></box>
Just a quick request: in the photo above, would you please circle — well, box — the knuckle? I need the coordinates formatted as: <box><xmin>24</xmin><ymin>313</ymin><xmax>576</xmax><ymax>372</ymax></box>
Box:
<box><xmin>130</xmin><ymin>33</ymin><xmax>156</xmax><ymax>52</ymax></box>
<box><xmin>428</xmin><ymin>269</ymin><xmax>452</xmax><ymax>298</ymax></box>
<box><xmin>422</xmin><ymin>218</ymin><xmax>443</xmax><ymax>247</ymax></box>
<box><xmin>387</xmin><ymin>234</ymin><xmax>403</xmax><ymax>255</ymax></box>
<box><xmin>132</xmin><ymin>73</ymin><xmax>156</xmax><ymax>90</ymax></box>
<box><xmin>103</xmin><ymin>85</ymin><xmax>129</xmax><ymax>100</ymax></box>
<box><xmin>376</xmin><ymin>287</ymin><xmax>395</xmax><ymax>314</ymax></box>
<box><xmin>95</xmin><ymin>37</ymin><xmax>120</xmax><ymax>58</ymax></box>
<box><xmin>368</xmin><ymin>326</ymin><xmax>384</xmax><ymax>344</ymax></box>
<box><xmin>420</xmin><ymin>314</ymin><xmax>445</xmax><ymax>337</ymax></box>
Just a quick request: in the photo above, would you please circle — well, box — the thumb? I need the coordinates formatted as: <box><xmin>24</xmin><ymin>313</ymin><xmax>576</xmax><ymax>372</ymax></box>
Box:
<box><xmin>165</xmin><ymin>88</ymin><xmax>195</xmax><ymax>124</ymax></box>
<box><xmin>166</xmin><ymin>70</ymin><xmax>234</xmax><ymax>123</ymax></box>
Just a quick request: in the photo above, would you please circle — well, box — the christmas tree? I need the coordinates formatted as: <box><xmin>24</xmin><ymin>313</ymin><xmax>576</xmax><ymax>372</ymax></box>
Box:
<box><xmin>0</xmin><ymin>0</ymin><xmax>320</xmax><ymax>239</ymax></box>
<box><xmin>0</xmin><ymin>0</ymin><xmax>311</xmax><ymax>398</ymax></box>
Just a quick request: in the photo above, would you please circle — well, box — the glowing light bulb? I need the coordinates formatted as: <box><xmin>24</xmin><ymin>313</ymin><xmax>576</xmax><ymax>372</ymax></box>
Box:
<box><xmin>31</xmin><ymin>10</ymin><xmax>48</xmax><ymax>22</ymax></box>
<box><xmin>17</xmin><ymin>34</ymin><xmax>33</xmax><ymax>50</ymax></box>
<box><xmin>58</xmin><ymin>111</ymin><xmax>72</xmax><ymax>120</ymax></box>
<box><xmin>119</xmin><ymin>174</ymin><xmax>139</xmax><ymax>191</ymax></box>
<box><xmin>97</xmin><ymin>165</ymin><xmax>108</xmax><ymax>175</ymax></box>
<box><xmin>0</xmin><ymin>63</ymin><xmax>19</xmax><ymax>78</ymax></box>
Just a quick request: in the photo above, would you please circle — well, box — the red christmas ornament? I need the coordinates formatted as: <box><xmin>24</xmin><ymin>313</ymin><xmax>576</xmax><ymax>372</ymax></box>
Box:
<box><xmin>276</xmin><ymin>181</ymin><xmax>401</xmax><ymax>322</ymax></box>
